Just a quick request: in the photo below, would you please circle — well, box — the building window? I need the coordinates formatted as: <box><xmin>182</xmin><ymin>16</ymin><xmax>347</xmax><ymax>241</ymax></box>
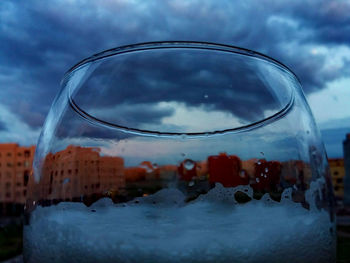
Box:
<box><xmin>337</xmin><ymin>178</ymin><xmax>343</xmax><ymax>184</ymax></box>
<box><xmin>24</xmin><ymin>161</ymin><xmax>30</xmax><ymax>167</ymax></box>
<box><xmin>6</xmin><ymin>182</ymin><xmax>11</xmax><ymax>188</ymax></box>
<box><xmin>68</xmin><ymin>169</ymin><xmax>72</xmax><ymax>175</ymax></box>
<box><xmin>24</xmin><ymin>171</ymin><xmax>29</xmax><ymax>186</ymax></box>
<box><xmin>23</xmin><ymin>190</ymin><xmax>27</xmax><ymax>196</ymax></box>
<box><xmin>334</xmin><ymin>186</ymin><xmax>340</xmax><ymax>191</ymax></box>
<box><xmin>6</xmin><ymin>192</ymin><xmax>11</xmax><ymax>198</ymax></box>
<box><xmin>16</xmin><ymin>192</ymin><xmax>20</xmax><ymax>197</ymax></box>
<box><xmin>17</xmin><ymin>162</ymin><xmax>22</xmax><ymax>167</ymax></box>
<box><xmin>17</xmin><ymin>153</ymin><xmax>22</xmax><ymax>157</ymax></box>
<box><xmin>16</xmin><ymin>182</ymin><xmax>21</xmax><ymax>187</ymax></box>
<box><xmin>334</xmin><ymin>171</ymin><xmax>339</xmax><ymax>176</ymax></box>
<box><xmin>7</xmin><ymin>152</ymin><xmax>12</xmax><ymax>157</ymax></box>
<box><xmin>7</xmin><ymin>163</ymin><xmax>12</xmax><ymax>167</ymax></box>
<box><xmin>24</xmin><ymin>150</ymin><xmax>30</xmax><ymax>158</ymax></box>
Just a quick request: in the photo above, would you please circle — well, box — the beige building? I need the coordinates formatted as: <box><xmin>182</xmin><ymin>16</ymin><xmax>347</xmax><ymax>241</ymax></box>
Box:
<box><xmin>0</xmin><ymin>144</ymin><xmax>35</xmax><ymax>211</ymax></box>
<box><xmin>329</xmin><ymin>158</ymin><xmax>345</xmax><ymax>199</ymax></box>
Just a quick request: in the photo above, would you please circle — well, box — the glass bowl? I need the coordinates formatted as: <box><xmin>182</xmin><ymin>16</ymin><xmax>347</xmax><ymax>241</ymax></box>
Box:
<box><xmin>24</xmin><ymin>41</ymin><xmax>336</xmax><ymax>263</ymax></box>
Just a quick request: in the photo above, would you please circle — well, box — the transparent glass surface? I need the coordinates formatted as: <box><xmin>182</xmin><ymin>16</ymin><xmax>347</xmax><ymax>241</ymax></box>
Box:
<box><xmin>24</xmin><ymin>42</ymin><xmax>336</xmax><ymax>263</ymax></box>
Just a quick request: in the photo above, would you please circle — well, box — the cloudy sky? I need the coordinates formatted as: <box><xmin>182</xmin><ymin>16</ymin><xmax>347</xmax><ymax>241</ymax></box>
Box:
<box><xmin>0</xmin><ymin>0</ymin><xmax>349</xmax><ymax>157</ymax></box>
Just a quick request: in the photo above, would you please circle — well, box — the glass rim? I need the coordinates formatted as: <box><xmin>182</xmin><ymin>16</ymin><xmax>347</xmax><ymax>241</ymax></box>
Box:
<box><xmin>66</xmin><ymin>41</ymin><xmax>297</xmax><ymax>137</ymax></box>
<box><xmin>65</xmin><ymin>41</ymin><xmax>299</xmax><ymax>81</ymax></box>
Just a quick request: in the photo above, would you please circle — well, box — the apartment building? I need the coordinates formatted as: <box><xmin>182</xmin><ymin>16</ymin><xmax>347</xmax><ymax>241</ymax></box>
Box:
<box><xmin>0</xmin><ymin>143</ymin><xmax>35</xmax><ymax>214</ymax></box>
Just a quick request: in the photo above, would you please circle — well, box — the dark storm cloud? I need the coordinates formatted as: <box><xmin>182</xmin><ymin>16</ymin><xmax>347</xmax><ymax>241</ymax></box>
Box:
<box><xmin>0</xmin><ymin>120</ymin><xmax>7</xmax><ymax>131</ymax></box>
<box><xmin>0</xmin><ymin>0</ymin><xmax>349</xmax><ymax>131</ymax></box>
<box><xmin>321</xmin><ymin>127</ymin><xmax>350</xmax><ymax>158</ymax></box>
<box><xmin>282</xmin><ymin>1</ymin><xmax>350</xmax><ymax>45</ymax></box>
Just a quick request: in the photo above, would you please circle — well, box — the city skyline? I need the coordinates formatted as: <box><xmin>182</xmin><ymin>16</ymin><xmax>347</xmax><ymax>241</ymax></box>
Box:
<box><xmin>1</xmin><ymin>143</ymin><xmax>315</xmax><ymax>206</ymax></box>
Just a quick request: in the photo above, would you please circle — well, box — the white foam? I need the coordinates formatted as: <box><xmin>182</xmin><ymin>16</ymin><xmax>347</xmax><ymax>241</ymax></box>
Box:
<box><xmin>24</xmin><ymin>183</ymin><xmax>336</xmax><ymax>263</ymax></box>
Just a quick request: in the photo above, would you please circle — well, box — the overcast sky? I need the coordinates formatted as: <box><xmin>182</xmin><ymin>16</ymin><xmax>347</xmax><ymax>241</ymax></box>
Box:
<box><xmin>0</xmin><ymin>0</ymin><xmax>349</xmax><ymax>157</ymax></box>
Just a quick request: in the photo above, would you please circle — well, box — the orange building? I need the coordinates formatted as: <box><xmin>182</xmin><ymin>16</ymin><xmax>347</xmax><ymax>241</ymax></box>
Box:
<box><xmin>0</xmin><ymin>143</ymin><xmax>35</xmax><ymax>214</ymax></box>
<box><xmin>37</xmin><ymin>145</ymin><xmax>125</xmax><ymax>202</ymax></box>
<box><xmin>280</xmin><ymin>160</ymin><xmax>312</xmax><ymax>190</ymax></box>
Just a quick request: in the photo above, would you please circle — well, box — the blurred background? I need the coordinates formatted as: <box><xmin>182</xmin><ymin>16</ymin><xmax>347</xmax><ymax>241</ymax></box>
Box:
<box><xmin>0</xmin><ymin>0</ymin><xmax>349</xmax><ymax>262</ymax></box>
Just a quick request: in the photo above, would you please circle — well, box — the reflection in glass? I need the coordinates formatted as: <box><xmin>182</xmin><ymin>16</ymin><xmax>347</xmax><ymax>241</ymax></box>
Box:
<box><xmin>24</xmin><ymin>42</ymin><xmax>335</xmax><ymax>263</ymax></box>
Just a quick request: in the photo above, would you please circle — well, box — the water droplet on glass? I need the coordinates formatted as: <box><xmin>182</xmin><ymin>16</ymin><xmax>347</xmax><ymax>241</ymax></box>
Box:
<box><xmin>181</xmin><ymin>134</ymin><xmax>186</xmax><ymax>140</ymax></box>
<box><xmin>260</xmin><ymin>173</ymin><xmax>264</xmax><ymax>177</ymax></box>
<box><xmin>256</xmin><ymin>178</ymin><xmax>260</xmax><ymax>183</ymax></box>
<box><xmin>184</xmin><ymin>159</ymin><xmax>195</xmax><ymax>170</ymax></box>
<box><xmin>307</xmin><ymin>130</ymin><xmax>310</xmax><ymax>134</ymax></box>
<box><xmin>153</xmin><ymin>163</ymin><xmax>158</xmax><ymax>169</ymax></box>
<box><xmin>257</xmin><ymin>161</ymin><xmax>261</xmax><ymax>165</ymax></box>
<box><xmin>265</xmin><ymin>168</ymin><xmax>269</xmax><ymax>173</ymax></box>
<box><xmin>260</xmin><ymin>152</ymin><xmax>264</xmax><ymax>156</ymax></box>
<box><xmin>140</xmin><ymin>164</ymin><xmax>153</xmax><ymax>173</ymax></box>
<box><xmin>63</xmin><ymin>178</ymin><xmax>70</xmax><ymax>184</ymax></box>
<box><xmin>204</xmin><ymin>94</ymin><xmax>209</xmax><ymax>99</ymax></box>
<box><xmin>188</xmin><ymin>181</ymin><xmax>195</xmax><ymax>187</ymax></box>
<box><xmin>181</xmin><ymin>153</ymin><xmax>186</xmax><ymax>157</ymax></box>
<box><xmin>240</xmin><ymin>170</ymin><xmax>246</xmax><ymax>178</ymax></box>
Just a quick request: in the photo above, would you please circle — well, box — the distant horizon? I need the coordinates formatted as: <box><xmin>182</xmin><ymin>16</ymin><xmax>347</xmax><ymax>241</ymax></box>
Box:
<box><xmin>1</xmin><ymin>139</ymin><xmax>348</xmax><ymax>161</ymax></box>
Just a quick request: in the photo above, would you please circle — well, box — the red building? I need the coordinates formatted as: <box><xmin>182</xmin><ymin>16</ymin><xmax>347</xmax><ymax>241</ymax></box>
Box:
<box><xmin>178</xmin><ymin>159</ymin><xmax>198</xmax><ymax>181</ymax></box>
<box><xmin>252</xmin><ymin>159</ymin><xmax>281</xmax><ymax>191</ymax></box>
<box><xmin>208</xmin><ymin>153</ymin><xmax>248</xmax><ymax>187</ymax></box>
